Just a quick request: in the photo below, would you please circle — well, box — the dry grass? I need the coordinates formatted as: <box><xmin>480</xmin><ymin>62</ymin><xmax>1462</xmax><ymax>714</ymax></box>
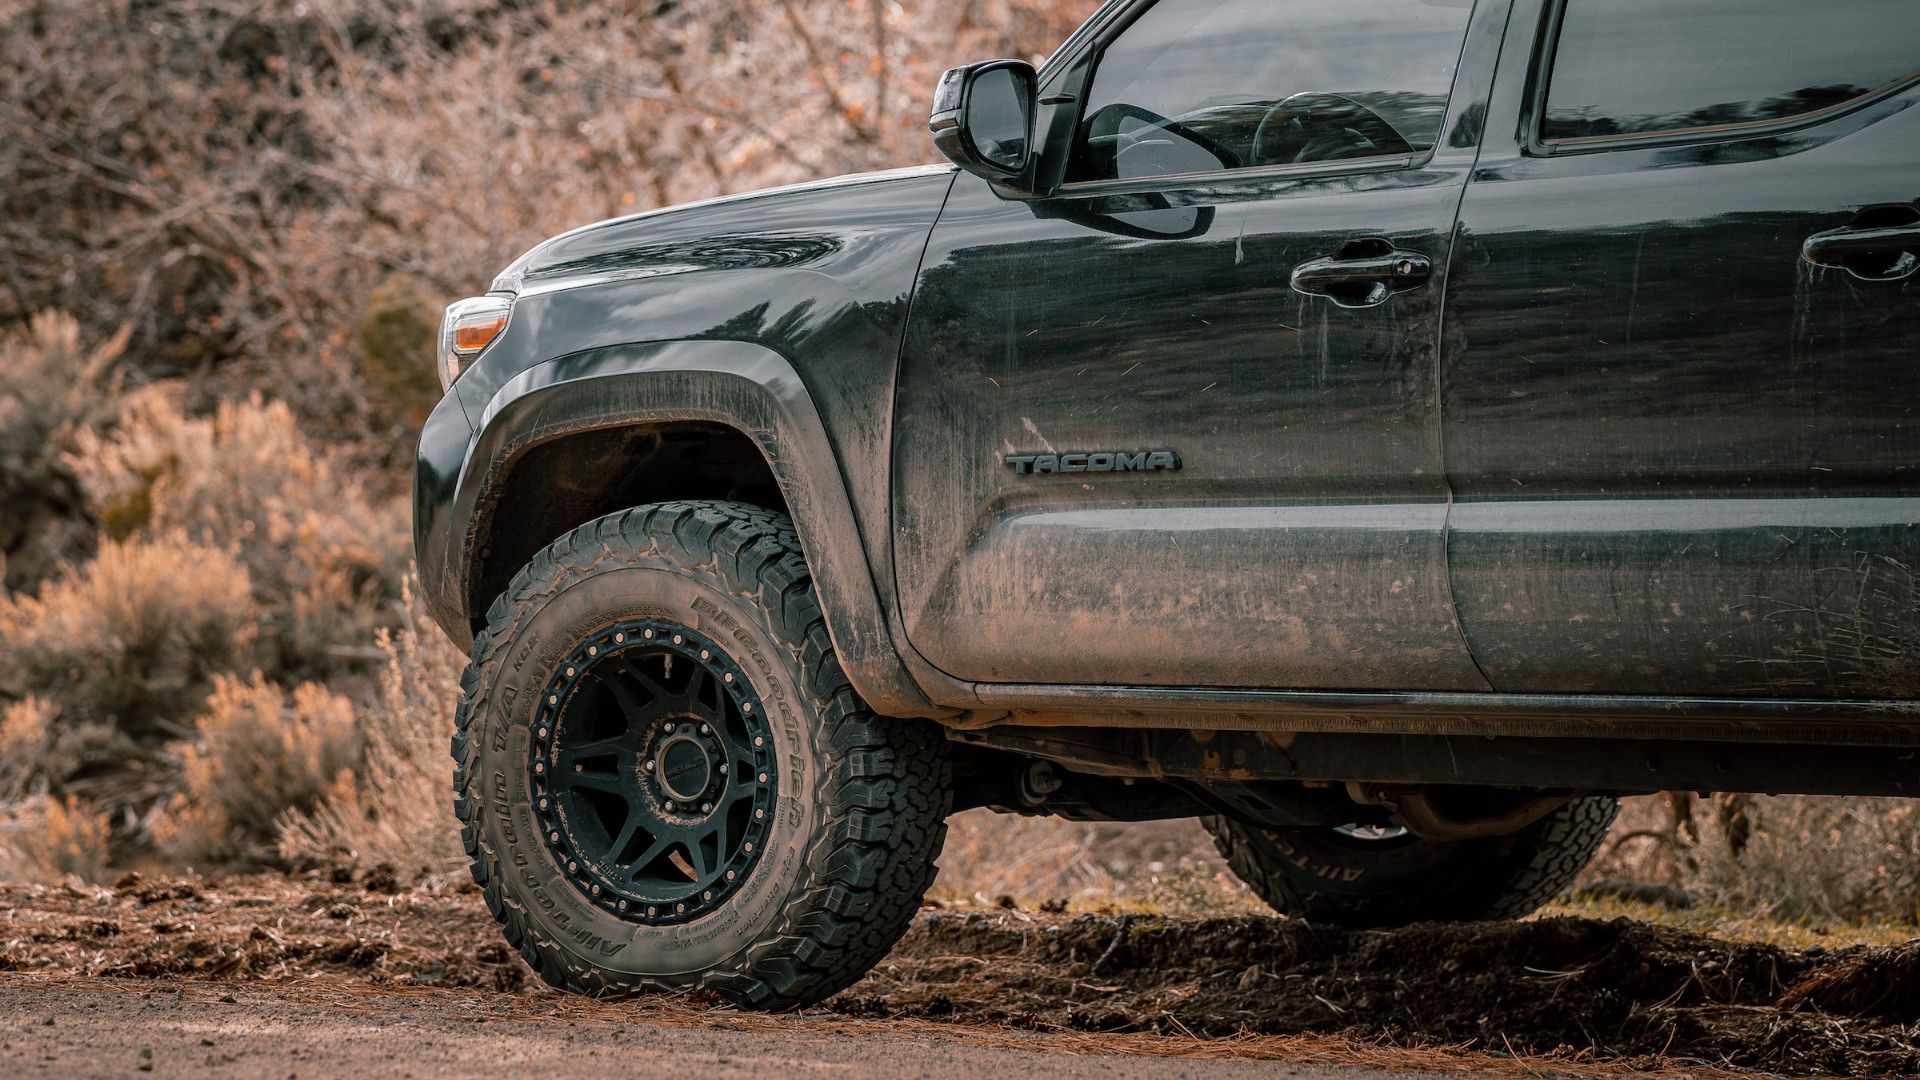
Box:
<box><xmin>279</xmin><ymin>585</ymin><xmax>470</xmax><ymax>878</ymax></box>
<box><xmin>0</xmin><ymin>794</ymin><xmax>112</xmax><ymax>884</ymax></box>
<box><xmin>1588</xmin><ymin>793</ymin><xmax>1920</xmax><ymax>926</ymax></box>
<box><xmin>934</xmin><ymin>810</ymin><xmax>1263</xmax><ymax>916</ymax></box>
<box><xmin>146</xmin><ymin>674</ymin><xmax>361</xmax><ymax>867</ymax></box>
<box><xmin>0</xmin><ymin>697</ymin><xmax>58</xmax><ymax>802</ymax></box>
<box><xmin>0</xmin><ymin>311</ymin><xmax>125</xmax><ymax>591</ymax></box>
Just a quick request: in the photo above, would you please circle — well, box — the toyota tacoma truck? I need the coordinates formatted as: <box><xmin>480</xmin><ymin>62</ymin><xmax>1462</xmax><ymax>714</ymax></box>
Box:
<box><xmin>414</xmin><ymin>0</ymin><xmax>1920</xmax><ymax>1008</ymax></box>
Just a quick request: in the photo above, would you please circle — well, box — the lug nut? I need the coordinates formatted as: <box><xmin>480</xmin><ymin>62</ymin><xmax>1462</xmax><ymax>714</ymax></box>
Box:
<box><xmin>700</xmin><ymin>802</ymin><xmax>712</xmax><ymax>813</ymax></box>
<box><xmin>758</xmin><ymin>772</ymin><xmax>767</xmax><ymax>783</ymax></box>
<box><xmin>718</xmin><ymin>764</ymin><xmax>728</xmax><ymax>776</ymax></box>
<box><xmin>549</xmin><ymin>831</ymin><xmax>560</xmax><ymax>844</ymax></box>
<box><xmin>699</xmin><ymin>723</ymin><xmax>710</xmax><ymax>735</ymax></box>
<box><xmin>644</xmin><ymin>759</ymin><xmax>655</xmax><ymax>771</ymax></box>
<box><xmin>664</xmin><ymin>800</ymin><xmax>676</xmax><ymax>812</ymax></box>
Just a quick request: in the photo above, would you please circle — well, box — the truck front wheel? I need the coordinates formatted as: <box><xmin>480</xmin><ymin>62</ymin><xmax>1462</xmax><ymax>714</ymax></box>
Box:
<box><xmin>1202</xmin><ymin>796</ymin><xmax>1619</xmax><ymax>928</ymax></box>
<box><xmin>451</xmin><ymin>501</ymin><xmax>950</xmax><ymax>1009</ymax></box>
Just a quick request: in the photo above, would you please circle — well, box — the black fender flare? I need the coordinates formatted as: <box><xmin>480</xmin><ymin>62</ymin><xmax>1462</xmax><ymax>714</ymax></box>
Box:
<box><xmin>451</xmin><ymin>338</ymin><xmax>946</xmax><ymax>719</ymax></box>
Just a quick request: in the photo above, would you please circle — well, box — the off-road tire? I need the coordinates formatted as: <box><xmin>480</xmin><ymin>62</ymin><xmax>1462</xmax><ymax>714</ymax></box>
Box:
<box><xmin>451</xmin><ymin>500</ymin><xmax>950</xmax><ymax>1009</ymax></box>
<box><xmin>1203</xmin><ymin>796</ymin><xmax>1619</xmax><ymax>928</ymax></box>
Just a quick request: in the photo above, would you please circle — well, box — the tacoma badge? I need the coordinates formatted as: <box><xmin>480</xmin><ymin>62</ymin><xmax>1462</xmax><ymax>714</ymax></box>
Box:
<box><xmin>1003</xmin><ymin>450</ymin><xmax>1182</xmax><ymax>475</ymax></box>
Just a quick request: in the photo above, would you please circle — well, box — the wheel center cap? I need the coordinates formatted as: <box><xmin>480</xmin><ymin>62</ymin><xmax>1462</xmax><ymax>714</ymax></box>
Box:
<box><xmin>655</xmin><ymin>734</ymin><xmax>712</xmax><ymax>803</ymax></box>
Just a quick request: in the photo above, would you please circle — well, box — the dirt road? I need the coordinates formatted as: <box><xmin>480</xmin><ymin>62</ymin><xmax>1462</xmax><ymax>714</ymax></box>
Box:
<box><xmin>0</xmin><ymin>974</ymin><xmax>1441</xmax><ymax>1080</ymax></box>
<box><xmin>2</xmin><ymin>874</ymin><xmax>1916</xmax><ymax>1077</ymax></box>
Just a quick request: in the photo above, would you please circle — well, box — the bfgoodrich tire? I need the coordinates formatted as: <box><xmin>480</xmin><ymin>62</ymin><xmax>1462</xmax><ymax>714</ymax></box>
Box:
<box><xmin>451</xmin><ymin>501</ymin><xmax>950</xmax><ymax>1009</ymax></box>
<box><xmin>1203</xmin><ymin>796</ymin><xmax>1619</xmax><ymax>928</ymax></box>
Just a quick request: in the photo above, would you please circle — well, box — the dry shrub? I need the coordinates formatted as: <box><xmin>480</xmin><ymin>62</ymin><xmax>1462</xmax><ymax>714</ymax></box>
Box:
<box><xmin>1683</xmin><ymin>796</ymin><xmax>1920</xmax><ymax>924</ymax></box>
<box><xmin>70</xmin><ymin>391</ymin><xmax>405</xmax><ymax>681</ymax></box>
<box><xmin>0</xmin><ymin>531</ymin><xmax>254</xmax><ymax>738</ymax></box>
<box><xmin>1588</xmin><ymin>793</ymin><xmax>1920</xmax><ymax>924</ymax></box>
<box><xmin>0</xmin><ymin>793</ymin><xmax>113</xmax><ymax>884</ymax></box>
<box><xmin>0</xmin><ymin>697</ymin><xmax>58</xmax><ymax>801</ymax></box>
<box><xmin>148</xmin><ymin>674</ymin><xmax>360</xmax><ymax>866</ymax></box>
<box><xmin>279</xmin><ymin>588</ymin><xmax>468</xmax><ymax>877</ymax></box>
<box><xmin>935</xmin><ymin>810</ymin><xmax>1252</xmax><ymax>914</ymax></box>
<box><xmin>0</xmin><ymin>311</ymin><xmax>125</xmax><ymax>591</ymax></box>
<box><xmin>353</xmin><ymin>272</ymin><xmax>443</xmax><ymax>424</ymax></box>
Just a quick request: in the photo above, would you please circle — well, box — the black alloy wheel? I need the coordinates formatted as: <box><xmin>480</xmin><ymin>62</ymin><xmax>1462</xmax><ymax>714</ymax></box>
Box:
<box><xmin>531</xmin><ymin>619</ymin><xmax>776</xmax><ymax>924</ymax></box>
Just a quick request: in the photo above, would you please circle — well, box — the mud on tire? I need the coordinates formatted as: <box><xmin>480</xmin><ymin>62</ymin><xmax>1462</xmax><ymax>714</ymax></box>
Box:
<box><xmin>1203</xmin><ymin>797</ymin><xmax>1619</xmax><ymax>928</ymax></box>
<box><xmin>451</xmin><ymin>500</ymin><xmax>950</xmax><ymax>1009</ymax></box>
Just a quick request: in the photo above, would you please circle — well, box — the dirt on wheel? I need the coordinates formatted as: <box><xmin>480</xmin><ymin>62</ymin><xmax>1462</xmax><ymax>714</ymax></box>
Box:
<box><xmin>1</xmin><ymin>873</ymin><xmax>1916</xmax><ymax>1076</ymax></box>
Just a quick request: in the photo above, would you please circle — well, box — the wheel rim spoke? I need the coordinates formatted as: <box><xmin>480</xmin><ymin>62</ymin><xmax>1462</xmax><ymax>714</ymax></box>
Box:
<box><xmin>614</xmin><ymin>834</ymin><xmax>671</xmax><ymax>880</ymax></box>
<box><xmin>556</xmin><ymin>734</ymin><xmax>629</xmax><ymax>770</ymax></box>
<box><xmin>557</xmin><ymin>767</ymin><xmax>631</xmax><ymax>797</ymax></box>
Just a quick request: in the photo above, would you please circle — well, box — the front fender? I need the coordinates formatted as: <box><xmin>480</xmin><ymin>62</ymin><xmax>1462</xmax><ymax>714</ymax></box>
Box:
<box><xmin>427</xmin><ymin>338</ymin><xmax>945</xmax><ymax>719</ymax></box>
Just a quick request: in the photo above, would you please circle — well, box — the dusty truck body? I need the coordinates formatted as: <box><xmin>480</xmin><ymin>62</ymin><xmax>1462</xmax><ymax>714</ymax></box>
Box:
<box><xmin>414</xmin><ymin>0</ymin><xmax>1920</xmax><ymax>1007</ymax></box>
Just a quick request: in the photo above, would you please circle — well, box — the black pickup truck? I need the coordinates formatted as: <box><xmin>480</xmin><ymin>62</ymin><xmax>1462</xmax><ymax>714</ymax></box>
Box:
<box><xmin>414</xmin><ymin>0</ymin><xmax>1920</xmax><ymax>1008</ymax></box>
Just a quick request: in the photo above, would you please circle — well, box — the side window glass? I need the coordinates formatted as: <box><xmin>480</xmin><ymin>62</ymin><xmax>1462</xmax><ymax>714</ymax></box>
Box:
<box><xmin>1543</xmin><ymin>0</ymin><xmax>1920</xmax><ymax>143</ymax></box>
<box><xmin>1067</xmin><ymin>0</ymin><xmax>1475</xmax><ymax>183</ymax></box>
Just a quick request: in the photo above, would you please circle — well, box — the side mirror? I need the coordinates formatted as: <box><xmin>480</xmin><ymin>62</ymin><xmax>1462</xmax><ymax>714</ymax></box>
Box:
<box><xmin>929</xmin><ymin>60</ymin><xmax>1036</xmax><ymax>185</ymax></box>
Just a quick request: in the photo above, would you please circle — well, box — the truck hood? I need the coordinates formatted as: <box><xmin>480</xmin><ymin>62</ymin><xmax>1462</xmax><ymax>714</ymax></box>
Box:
<box><xmin>489</xmin><ymin>164</ymin><xmax>958</xmax><ymax>297</ymax></box>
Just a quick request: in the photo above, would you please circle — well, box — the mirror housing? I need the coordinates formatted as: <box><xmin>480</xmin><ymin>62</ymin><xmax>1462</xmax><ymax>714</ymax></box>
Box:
<box><xmin>929</xmin><ymin>60</ymin><xmax>1037</xmax><ymax>185</ymax></box>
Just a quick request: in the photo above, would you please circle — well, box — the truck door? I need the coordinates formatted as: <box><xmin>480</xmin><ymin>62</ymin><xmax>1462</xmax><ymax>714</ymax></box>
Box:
<box><xmin>1444</xmin><ymin>0</ymin><xmax>1920</xmax><ymax>699</ymax></box>
<box><xmin>892</xmin><ymin>0</ymin><xmax>1495</xmax><ymax>690</ymax></box>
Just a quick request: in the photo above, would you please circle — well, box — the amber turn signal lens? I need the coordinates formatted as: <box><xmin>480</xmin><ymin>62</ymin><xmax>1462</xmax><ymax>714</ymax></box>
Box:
<box><xmin>451</xmin><ymin>315</ymin><xmax>507</xmax><ymax>353</ymax></box>
<box><xmin>438</xmin><ymin>295</ymin><xmax>514</xmax><ymax>391</ymax></box>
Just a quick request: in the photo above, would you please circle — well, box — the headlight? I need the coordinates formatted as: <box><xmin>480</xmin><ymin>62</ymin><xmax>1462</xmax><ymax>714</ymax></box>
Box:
<box><xmin>438</xmin><ymin>295</ymin><xmax>512</xmax><ymax>391</ymax></box>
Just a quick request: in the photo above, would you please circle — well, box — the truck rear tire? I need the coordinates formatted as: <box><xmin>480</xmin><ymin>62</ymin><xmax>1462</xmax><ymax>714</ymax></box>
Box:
<box><xmin>451</xmin><ymin>501</ymin><xmax>949</xmax><ymax>1009</ymax></box>
<box><xmin>1202</xmin><ymin>796</ymin><xmax>1618</xmax><ymax>928</ymax></box>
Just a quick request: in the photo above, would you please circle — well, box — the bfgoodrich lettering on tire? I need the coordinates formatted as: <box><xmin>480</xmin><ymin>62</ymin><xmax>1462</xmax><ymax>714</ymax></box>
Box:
<box><xmin>451</xmin><ymin>501</ymin><xmax>950</xmax><ymax>1009</ymax></box>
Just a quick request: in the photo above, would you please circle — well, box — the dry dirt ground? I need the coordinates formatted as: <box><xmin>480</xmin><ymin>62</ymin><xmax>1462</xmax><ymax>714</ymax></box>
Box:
<box><xmin>1</xmin><ymin>873</ymin><xmax>1916</xmax><ymax>1078</ymax></box>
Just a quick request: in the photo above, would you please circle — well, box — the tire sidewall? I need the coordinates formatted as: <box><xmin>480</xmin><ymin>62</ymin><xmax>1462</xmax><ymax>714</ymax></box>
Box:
<box><xmin>473</xmin><ymin>556</ymin><xmax>820</xmax><ymax>982</ymax></box>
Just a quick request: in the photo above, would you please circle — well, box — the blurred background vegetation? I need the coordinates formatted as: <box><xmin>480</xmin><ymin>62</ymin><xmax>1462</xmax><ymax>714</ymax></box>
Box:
<box><xmin>1</xmin><ymin>0</ymin><xmax>1915</xmax><ymax>930</ymax></box>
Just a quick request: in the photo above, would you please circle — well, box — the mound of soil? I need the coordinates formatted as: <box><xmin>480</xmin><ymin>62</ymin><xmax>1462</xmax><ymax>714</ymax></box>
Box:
<box><xmin>1</xmin><ymin>876</ymin><xmax>1915</xmax><ymax>1075</ymax></box>
<box><xmin>857</xmin><ymin>912</ymin><xmax>1919</xmax><ymax>1075</ymax></box>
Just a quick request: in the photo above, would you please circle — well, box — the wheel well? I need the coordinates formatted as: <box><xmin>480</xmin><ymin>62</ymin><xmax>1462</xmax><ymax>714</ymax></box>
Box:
<box><xmin>468</xmin><ymin>421</ymin><xmax>787</xmax><ymax>628</ymax></box>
